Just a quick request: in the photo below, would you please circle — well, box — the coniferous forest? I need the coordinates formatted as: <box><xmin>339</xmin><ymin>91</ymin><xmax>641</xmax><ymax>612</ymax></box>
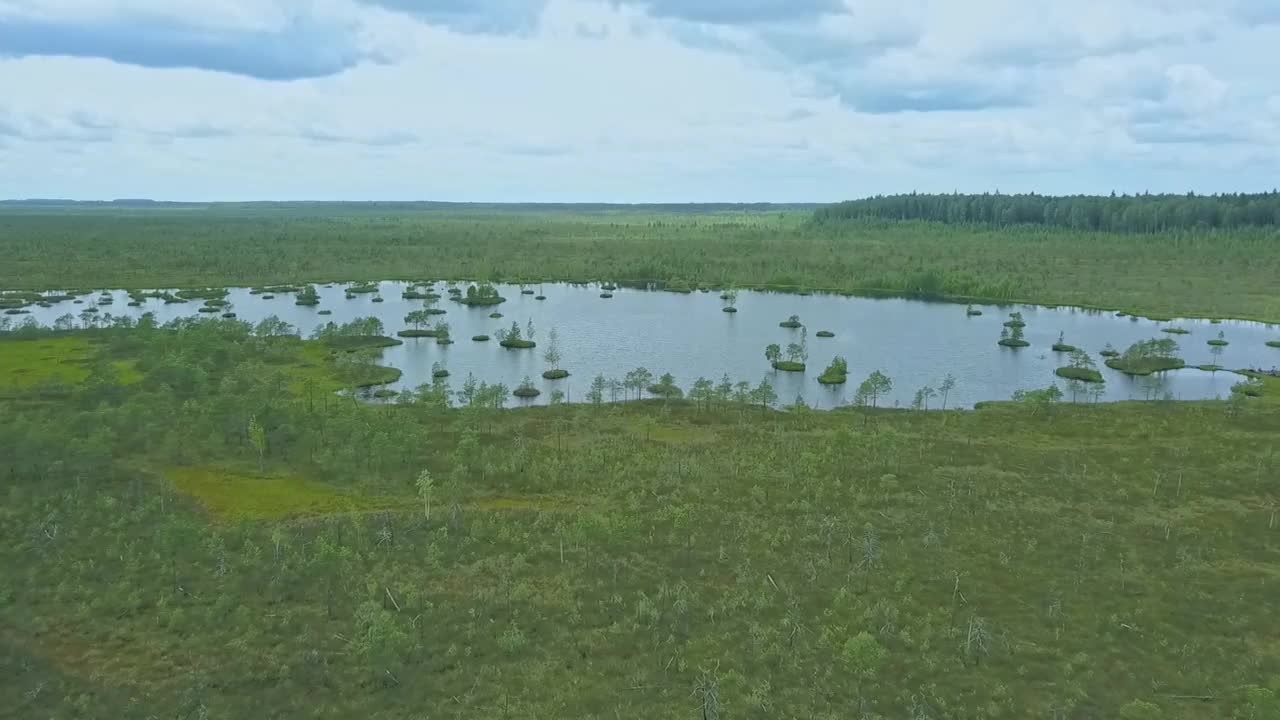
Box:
<box><xmin>815</xmin><ymin>191</ymin><xmax>1280</xmax><ymax>233</ymax></box>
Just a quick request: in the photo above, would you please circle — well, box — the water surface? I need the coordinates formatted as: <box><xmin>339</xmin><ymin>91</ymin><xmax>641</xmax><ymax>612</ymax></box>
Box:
<box><xmin>10</xmin><ymin>282</ymin><xmax>1280</xmax><ymax>408</ymax></box>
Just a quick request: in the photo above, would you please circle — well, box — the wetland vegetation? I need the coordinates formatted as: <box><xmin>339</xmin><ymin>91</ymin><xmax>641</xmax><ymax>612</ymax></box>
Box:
<box><xmin>3</xmin><ymin>199</ymin><xmax>1280</xmax><ymax>720</ymax></box>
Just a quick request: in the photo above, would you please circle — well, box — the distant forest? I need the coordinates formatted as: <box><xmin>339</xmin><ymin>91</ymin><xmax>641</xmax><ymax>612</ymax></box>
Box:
<box><xmin>814</xmin><ymin>192</ymin><xmax>1280</xmax><ymax>232</ymax></box>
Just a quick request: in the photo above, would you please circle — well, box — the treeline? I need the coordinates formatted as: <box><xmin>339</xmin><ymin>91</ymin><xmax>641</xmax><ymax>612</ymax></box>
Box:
<box><xmin>814</xmin><ymin>192</ymin><xmax>1280</xmax><ymax>233</ymax></box>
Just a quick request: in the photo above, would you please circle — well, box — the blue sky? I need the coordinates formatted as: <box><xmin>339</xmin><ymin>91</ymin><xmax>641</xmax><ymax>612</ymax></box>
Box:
<box><xmin>0</xmin><ymin>0</ymin><xmax>1277</xmax><ymax>202</ymax></box>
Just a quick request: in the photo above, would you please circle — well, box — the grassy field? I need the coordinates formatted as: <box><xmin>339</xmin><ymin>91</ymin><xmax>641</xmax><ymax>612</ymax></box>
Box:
<box><xmin>3</xmin><ymin>205</ymin><xmax>1279</xmax><ymax>321</ymax></box>
<box><xmin>2</xmin><ymin>321</ymin><xmax>1280</xmax><ymax>719</ymax></box>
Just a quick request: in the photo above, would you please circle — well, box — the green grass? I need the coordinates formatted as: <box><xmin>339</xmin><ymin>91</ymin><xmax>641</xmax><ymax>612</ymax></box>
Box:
<box><xmin>472</xmin><ymin>334</ymin><xmax>490</xmax><ymax>342</ymax></box>
<box><xmin>998</xmin><ymin>339</ymin><xmax>1031</xmax><ymax>347</ymax></box>
<box><xmin>512</xmin><ymin>386</ymin><xmax>541</xmax><ymax>398</ymax></box>
<box><xmin>599</xmin><ymin>292</ymin><xmax>614</xmax><ymax>298</ymax></box>
<box><xmin>1198</xmin><ymin>364</ymin><xmax>1224</xmax><ymax>372</ymax></box>
<box><xmin>779</xmin><ymin>320</ymin><xmax>802</xmax><ymax>328</ymax></box>
<box><xmin>1208</xmin><ymin>339</ymin><xmax>1230</xmax><ymax>346</ymax></box>
<box><xmin>165</xmin><ymin>465</ymin><xmax>407</xmax><ymax>520</ymax></box>
<box><xmin>1268</xmin><ymin>340</ymin><xmax>1280</xmax><ymax>349</ymax></box>
<box><xmin>1051</xmin><ymin>343</ymin><xmax>1077</xmax><ymax>352</ymax></box>
<box><xmin>1162</xmin><ymin>327</ymin><xmax>1191</xmax><ymax>334</ymax></box>
<box><xmin>453</xmin><ymin>296</ymin><xmax>506</xmax><ymax>306</ymax></box>
<box><xmin>816</xmin><ymin>372</ymin><xmax>847</xmax><ymax>385</ymax></box>
<box><xmin>500</xmin><ymin>339</ymin><xmax>537</xmax><ymax>349</ymax></box>
<box><xmin>772</xmin><ymin>360</ymin><xmax>805</xmax><ymax>372</ymax></box>
<box><xmin>816</xmin><ymin>330</ymin><xmax>835</xmax><ymax>337</ymax></box>
<box><xmin>396</xmin><ymin>329</ymin><xmax>438</xmax><ymax>338</ymax></box>
<box><xmin>542</xmin><ymin>369</ymin><xmax>569</xmax><ymax>380</ymax></box>
<box><xmin>721</xmin><ymin>307</ymin><xmax>738</xmax><ymax>313</ymax></box>
<box><xmin>1054</xmin><ymin>366</ymin><xmax>1104</xmax><ymax>382</ymax></box>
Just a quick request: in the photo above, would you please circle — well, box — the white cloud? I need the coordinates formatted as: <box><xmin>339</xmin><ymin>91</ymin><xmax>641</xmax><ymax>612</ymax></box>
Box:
<box><xmin>0</xmin><ymin>0</ymin><xmax>1277</xmax><ymax>200</ymax></box>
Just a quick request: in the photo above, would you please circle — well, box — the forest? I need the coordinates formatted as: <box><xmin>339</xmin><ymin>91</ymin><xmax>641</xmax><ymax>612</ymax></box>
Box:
<box><xmin>2</xmin><ymin>204</ymin><xmax>1280</xmax><ymax>322</ymax></box>
<box><xmin>815</xmin><ymin>192</ymin><xmax>1280</xmax><ymax>233</ymax></box>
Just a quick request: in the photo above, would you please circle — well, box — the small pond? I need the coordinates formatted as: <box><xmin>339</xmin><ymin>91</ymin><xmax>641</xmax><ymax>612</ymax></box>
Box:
<box><xmin>8</xmin><ymin>282</ymin><xmax>1280</xmax><ymax>409</ymax></box>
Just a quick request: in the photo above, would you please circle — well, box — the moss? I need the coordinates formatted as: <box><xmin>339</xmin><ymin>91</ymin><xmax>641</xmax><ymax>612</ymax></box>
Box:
<box><xmin>600</xmin><ymin>292</ymin><xmax>614</xmax><ymax>298</ymax></box>
<box><xmin>1051</xmin><ymin>343</ymin><xmax>1077</xmax><ymax>352</ymax></box>
<box><xmin>543</xmin><ymin>369</ymin><xmax>569</xmax><ymax>380</ymax></box>
<box><xmin>1162</xmin><ymin>327</ymin><xmax>1190</xmax><ymax>334</ymax></box>
<box><xmin>489</xmin><ymin>312</ymin><xmax>504</xmax><ymax>319</ymax></box>
<box><xmin>326</xmin><ymin>335</ymin><xmax>404</xmax><ymax>351</ymax></box>
<box><xmin>513</xmin><ymin>386</ymin><xmax>541</xmax><ymax>398</ymax></box>
<box><xmin>998</xmin><ymin>339</ymin><xmax>1031</xmax><ymax>347</ymax></box>
<box><xmin>500</xmin><ymin>339</ymin><xmax>537</xmax><ymax>349</ymax></box>
<box><xmin>817</xmin><ymin>372</ymin><xmax>847</xmax><ymax>385</ymax></box>
<box><xmin>432</xmin><ymin>369</ymin><xmax>450</xmax><ymax>379</ymax></box>
<box><xmin>816</xmin><ymin>330</ymin><xmax>835</xmax><ymax>338</ymax></box>
<box><xmin>397</xmin><ymin>329</ymin><xmax>438</xmax><ymax>338</ymax></box>
<box><xmin>166</xmin><ymin>465</ymin><xmax>405</xmax><ymax>521</ymax></box>
<box><xmin>472</xmin><ymin>334</ymin><xmax>491</xmax><ymax>341</ymax></box>
<box><xmin>772</xmin><ymin>360</ymin><xmax>806</xmax><ymax>372</ymax></box>
<box><xmin>1054</xmin><ymin>366</ymin><xmax>1103</xmax><ymax>383</ymax></box>
<box><xmin>1105</xmin><ymin>357</ymin><xmax>1185</xmax><ymax>376</ymax></box>
<box><xmin>722</xmin><ymin>307</ymin><xmax>738</xmax><ymax>313</ymax></box>
<box><xmin>1207</xmin><ymin>339</ymin><xmax>1229</xmax><ymax>346</ymax></box>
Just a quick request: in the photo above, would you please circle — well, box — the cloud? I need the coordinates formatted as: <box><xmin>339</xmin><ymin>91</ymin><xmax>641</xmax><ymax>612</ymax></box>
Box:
<box><xmin>0</xmin><ymin>0</ymin><xmax>1278</xmax><ymax>200</ymax></box>
<box><xmin>0</xmin><ymin>2</ymin><xmax>382</xmax><ymax>79</ymax></box>
<box><xmin>357</xmin><ymin>0</ymin><xmax>548</xmax><ymax>33</ymax></box>
<box><xmin>628</xmin><ymin>0</ymin><xmax>843</xmax><ymax>24</ymax></box>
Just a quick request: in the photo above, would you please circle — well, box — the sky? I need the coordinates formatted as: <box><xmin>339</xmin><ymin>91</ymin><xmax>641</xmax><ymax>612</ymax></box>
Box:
<box><xmin>1</xmin><ymin>0</ymin><xmax>1278</xmax><ymax>202</ymax></box>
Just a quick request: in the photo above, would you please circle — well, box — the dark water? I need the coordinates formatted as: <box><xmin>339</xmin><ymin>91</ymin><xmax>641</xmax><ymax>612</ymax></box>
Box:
<box><xmin>10</xmin><ymin>282</ymin><xmax>1280</xmax><ymax>408</ymax></box>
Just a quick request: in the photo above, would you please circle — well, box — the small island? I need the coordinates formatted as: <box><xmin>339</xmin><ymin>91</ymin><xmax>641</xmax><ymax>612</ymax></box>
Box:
<box><xmin>646</xmin><ymin>373</ymin><xmax>683</xmax><ymax>398</ymax></box>
<box><xmin>1207</xmin><ymin>331</ymin><xmax>1229</xmax><ymax>347</ymax></box>
<box><xmin>965</xmin><ymin>305</ymin><xmax>982</xmax><ymax>316</ymax></box>
<box><xmin>1161</xmin><ymin>327</ymin><xmax>1190</xmax><ymax>335</ymax></box>
<box><xmin>600</xmin><ymin>292</ymin><xmax>614</xmax><ymax>298</ymax></box>
<box><xmin>1104</xmin><ymin>338</ymin><xmax>1185</xmax><ymax>375</ymax></box>
<box><xmin>765</xmin><ymin>339</ymin><xmax>807</xmax><ymax>372</ymax></box>
<box><xmin>1051</xmin><ymin>331</ymin><xmax>1077</xmax><ymax>353</ymax></box>
<box><xmin>453</xmin><ymin>283</ymin><xmax>507</xmax><ymax>306</ymax></box>
<box><xmin>472</xmin><ymin>334</ymin><xmax>490</xmax><ymax>342</ymax></box>
<box><xmin>498</xmin><ymin>321</ymin><xmax>537</xmax><ymax>349</ymax></box>
<box><xmin>816</xmin><ymin>330</ymin><xmax>835</xmax><ymax>338</ymax></box>
<box><xmin>779</xmin><ymin>314</ymin><xmax>803</xmax><ymax>329</ymax></box>
<box><xmin>513</xmin><ymin>376</ymin><xmax>541</xmax><ymax>398</ymax></box>
<box><xmin>817</xmin><ymin>356</ymin><xmax>849</xmax><ymax>385</ymax></box>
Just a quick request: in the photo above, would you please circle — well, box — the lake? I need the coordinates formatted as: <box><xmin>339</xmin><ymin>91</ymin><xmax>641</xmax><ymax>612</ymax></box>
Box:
<box><xmin>8</xmin><ymin>281</ymin><xmax>1280</xmax><ymax>408</ymax></box>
